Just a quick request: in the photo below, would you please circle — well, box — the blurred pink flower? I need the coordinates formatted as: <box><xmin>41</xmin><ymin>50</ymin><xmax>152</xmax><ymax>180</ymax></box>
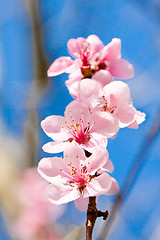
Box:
<box><xmin>38</xmin><ymin>143</ymin><xmax>118</xmax><ymax>211</ymax></box>
<box><xmin>78</xmin><ymin>79</ymin><xmax>145</xmax><ymax>128</ymax></box>
<box><xmin>47</xmin><ymin>35</ymin><xmax>134</xmax><ymax>98</ymax></box>
<box><xmin>41</xmin><ymin>100</ymin><xmax>119</xmax><ymax>154</ymax></box>
<box><xmin>13</xmin><ymin>168</ymin><xmax>64</xmax><ymax>240</ymax></box>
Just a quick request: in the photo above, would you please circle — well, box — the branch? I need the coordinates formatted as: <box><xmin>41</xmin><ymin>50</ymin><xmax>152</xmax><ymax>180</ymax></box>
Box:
<box><xmin>86</xmin><ymin>197</ymin><xmax>109</xmax><ymax>240</ymax></box>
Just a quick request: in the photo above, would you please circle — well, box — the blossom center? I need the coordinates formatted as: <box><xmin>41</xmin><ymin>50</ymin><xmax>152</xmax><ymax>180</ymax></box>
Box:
<box><xmin>72</xmin><ymin>123</ymin><xmax>91</xmax><ymax>144</ymax></box>
<box><xmin>80</xmin><ymin>43</ymin><xmax>91</xmax><ymax>67</ymax></box>
<box><xmin>101</xmin><ymin>96</ymin><xmax>117</xmax><ymax>114</ymax></box>
<box><xmin>63</xmin><ymin>110</ymin><xmax>93</xmax><ymax>145</ymax></box>
<box><xmin>67</xmin><ymin>164</ymin><xmax>91</xmax><ymax>194</ymax></box>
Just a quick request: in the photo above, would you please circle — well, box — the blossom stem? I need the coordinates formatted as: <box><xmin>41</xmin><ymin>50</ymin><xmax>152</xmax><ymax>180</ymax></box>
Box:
<box><xmin>86</xmin><ymin>196</ymin><xmax>109</xmax><ymax>240</ymax></box>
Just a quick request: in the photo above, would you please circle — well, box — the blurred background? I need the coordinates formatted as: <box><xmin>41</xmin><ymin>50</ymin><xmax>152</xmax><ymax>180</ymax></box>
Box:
<box><xmin>0</xmin><ymin>0</ymin><xmax>160</xmax><ymax>239</ymax></box>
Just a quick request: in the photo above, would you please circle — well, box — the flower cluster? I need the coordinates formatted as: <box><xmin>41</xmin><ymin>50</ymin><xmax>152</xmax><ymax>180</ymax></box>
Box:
<box><xmin>38</xmin><ymin>35</ymin><xmax>145</xmax><ymax>211</ymax></box>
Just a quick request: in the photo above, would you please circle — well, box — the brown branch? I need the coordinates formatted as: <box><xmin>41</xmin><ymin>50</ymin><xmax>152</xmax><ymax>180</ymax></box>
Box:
<box><xmin>86</xmin><ymin>196</ymin><xmax>109</xmax><ymax>240</ymax></box>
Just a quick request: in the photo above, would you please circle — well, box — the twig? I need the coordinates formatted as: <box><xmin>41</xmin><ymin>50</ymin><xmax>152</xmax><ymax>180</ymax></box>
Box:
<box><xmin>86</xmin><ymin>196</ymin><xmax>109</xmax><ymax>240</ymax></box>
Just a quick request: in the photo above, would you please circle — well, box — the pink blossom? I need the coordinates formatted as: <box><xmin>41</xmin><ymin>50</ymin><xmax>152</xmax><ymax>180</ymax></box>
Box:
<box><xmin>38</xmin><ymin>143</ymin><xmax>119</xmax><ymax>211</ymax></box>
<box><xmin>78</xmin><ymin>79</ymin><xmax>145</xmax><ymax>128</ymax></box>
<box><xmin>41</xmin><ymin>100</ymin><xmax>119</xmax><ymax>154</ymax></box>
<box><xmin>47</xmin><ymin>35</ymin><xmax>134</xmax><ymax>98</ymax></box>
<box><xmin>13</xmin><ymin>168</ymin><xmax>64</xmax><ymax>240</ymax></box>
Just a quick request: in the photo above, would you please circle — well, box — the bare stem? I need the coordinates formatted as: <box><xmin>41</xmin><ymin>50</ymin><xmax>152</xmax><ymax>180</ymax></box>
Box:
<box><xmin>86</xmin><ymin>197</ymin><xmax>108</xmax><ymax>240</ymax></box>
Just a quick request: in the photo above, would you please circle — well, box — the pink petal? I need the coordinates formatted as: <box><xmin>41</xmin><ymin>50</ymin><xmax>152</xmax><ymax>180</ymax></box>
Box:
<box><xmin>116</xmin><ymin>105</ymin><xmax>136</xmax><ymax>126</ymax></box>
<box><xmin>100</xmin><ymin>38</ymin><xmax>121</xmax><ymax>61</ymax></box>
<box><xmin>64</xmin><ymin>142</ymin><xmax>86</xmax><ymax>163</ymax></box>
<box><xmin>65</xmin><ymin>79</ymin><xmax>80</xmax><ymax>99</ymax></box>
<box><xmin>47</xmin><ymin>57</ymin><xmax>74</xmax><ymax>77</ymax></box>
<box><xmin>67</xmin><ymin>69</ymin><xmax>82</xmax><ymax>85</ymax></box>
<box><xmin>67</xmin><ymin>37</ymin><xmax>86</xmax><ymax>58</ymax></box>
<box><xmin>103</xmin><ymin>81</ymin><xmax>131</xmax><ymax>105</ymax></box>
<box><xmin>65</xmin><ymin>100</ymin><xmax>91</xmax><ymax>127</ymax></box>
<box><xmin>86</xmin><ymin>96</ymin><xmax>104</xmax><ymax>112</ymax></box>
<box><xmin>103</xmin><ymin>81</ymin><xmax>136</xmax><ymax>125</ymax></box>
<box><xmin>78</xmin><ymin>78</ymin><xmax>102</xmax><ymax>102</ymax></box>
<box><xmin>38</xmin><ymin>152</ymin><xmax>84</xmax><ymax>183</ymax></box>
<box><xmin>102</xmin><ymin>159</ymin><xmax>114</xmax><ymax>173</ymax></box>
<box><xmin>47</xmin><ymin>183</ymin><xmax>80</xmax><ymax>205</ymax></box>
<box><xmin>74</xmin><ymin>196</ymin><xmax>89</xmax><ymax>211</ymax></box>
<box><xmin>109</xmin><ymin>59</ymin><xmax>134</xmax><ymax>79</ymax></box>
<box><xmin>38</xmin><ymin>157</ymin><xmax>68</xmax><ymax>183</ymax></box>
<box><xmin>42</xmin><ymin>141</ymin><xmax>68</xmax><ymax>154</ymax></box>
<box><xmin>87</xmin><ymin>35</ymin><xmax>104</xmax><ymax>54</ymax></box>
<box><xmin>41</xmin><ymin>115</ymin><xmax>69</xmax><ymax>141</ymax></box>
<box><xmin>82</xmin><ymin>134</ymin><xmax>107</xmax><ymax>152</ymax></box>
<box><xmin>87</xmin><ymin>146</ymin><xmax>108</xmax><ymax>175</ymax></box>
<box><xmin>128</xmin><ymin>110</ymin><xmax>146</xmax><ymax>129</ymax></box>
<box><xmin>91</xmin><ymin>111</ymin><xmax>119</xmax><ymax>138</ymax></box>
<box><xmin>93</xmin><ymin>70</ymin><xmax>113</xmax><ymax>87</ymax></box>
<box><xmin>104</xmin><ymin>177</ymin><xmax>119</xmax><ymax>195</ymax></box>
<box><xmin>84</xmin><ymin>172</ymin><xmax>113</xmax><ymax>197</ymax></box>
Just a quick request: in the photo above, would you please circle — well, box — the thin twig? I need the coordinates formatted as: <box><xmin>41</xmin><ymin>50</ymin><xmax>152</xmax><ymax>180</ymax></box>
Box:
<box><xmin>86</xmin><ymin>196</ymin><xmax>109</xmax><ymax>240</ymax></box>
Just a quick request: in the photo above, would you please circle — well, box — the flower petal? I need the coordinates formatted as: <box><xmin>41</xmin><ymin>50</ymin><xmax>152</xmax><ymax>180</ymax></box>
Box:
<box><xmin>64</xmin><ymin>142</ymin><xmax>86</xmax><ymax>163</ymax></box>
<box><xmin>82</xmin><ymin>134</ymin><xmax>107</xmax><ymax>152</ymax></box>
<box><xmin>65</xmin><ymin>79</ymin><xmax>80</xmax><ymax>99</ymax></box>
<box><xmin>91</xmin><ymin>111</ymin><xmax>119</xmax><ymax>138</ymax></box>
<box><xmin>67</xmin><ymin>37</ymin><xmax>86</xmax><ymax>58</ymax></box>
<box><xmin>116</xmin><ymin>105</ymin><xmax>136</xmax><ymax>126</ymax></box>
<box><xmin>87</xmin><ymin>34</ymin><xmax>104</xmax><ymax>54</ymax></box>
<box><xmin>38</xmin><ymin>155</ymin><xmax>80</xmax><ymax>183</ymax></box>
<box><xmin>104</xmin><ymin>177</ymin><xmax>119</xmax><ymax>195</ymax></box>
<box><xmin>103</xmin><ymin>81</ymin><xmax>131</xmax><ymax>104</ymax></box>
<box><xmin>109</xmin><ymin>59</ymin><xmax>134</xmax><ymax>79</ymax></box>
<box><xmin>128</xmin><ymin>110</ymin><xmax>146</xmax><ymax>129</ymax></box>
<box><xmin>65</xmin><ymin>100</ymin><xmax>91</xmax><ymax>127</ymax></box>
<box><xmin>86</xmin><ymin>146</ymin><xmax>108</xmax><ymax>175</ymax></box>
<box><xmin>38</xmin><ymin>157</ymin><xmax>69</xmax><ymax>183</ymax></box>
<box><xmin>102</xmin><ymin>159</ymin><xmax>114</xmax><ymax>173</ymax></box>
<box><xmin>103</xmin><ymin>81</ymin><xmax>136</xmax><ymax>125</ymax></box>
<box><xmin>74</xmin><ymin>196</ymin><xmax>89</xmax><ymax>211</ymax></box>
<box><xmin>93</xmin><ymin>70</ymin><xmax>113</xmax><ymax>86</ymax></box>
<box><xmin>84</xmin><ymin>172</ymin><xmax>113</xmax><ymax>197</ymax></box>
<box><xmin>78</xmin><ymin>78</ymin><xmax>102</xmax><ymax>102</ymax></box>
<box><xmin>100</xmin><ymin>38</ymin><xmax>121</xmax><ymax>61</ymax></box>
<box><xmin>41</xmin><ymin>116</ymin><xmax>67</xmax><ymax>141</ymax></box>
<box><xmin>42</xmin><ymin>141</ymin><xmax>68</xmax><ymax>154</ymax></box>
<box><xmin>47</xmin><ymin>183</ymin><xmax>80</xmax><ymax>205</ymax></box>
<box><xmin>47</xmin><ymin>57</ymin><xmax>74</xmax><ymax>77</ymax></box>
<box><xmin>41</xmin><ymin>115</ymin><xmax>70</xmax><ymax>141</ymax></box>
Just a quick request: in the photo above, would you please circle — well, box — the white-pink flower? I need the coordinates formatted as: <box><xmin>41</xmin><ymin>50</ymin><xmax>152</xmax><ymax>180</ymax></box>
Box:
<box><xmin>38</xmin><ymin>143</ymin><xmax>119</xmax><ymax>211</ymax></box>
<box><xmin>47</xmin><ymin>35</ymin><xmax>134</xmax><ymax>98</ymax></box>
<box><xmin>41</xmin><ymin>100</ymin><xmax>119</xmax><ymax>154</ymax></box>
<box><xmin>78</xmin><ymin>79</ymin><xmax>145</xmax><ymax>128</ymax></box>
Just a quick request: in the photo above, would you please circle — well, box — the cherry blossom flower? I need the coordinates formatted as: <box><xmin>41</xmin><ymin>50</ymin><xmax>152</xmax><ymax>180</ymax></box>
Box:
<box><xmin>41</xmin><ymin>100</ymin><xmax>119</xmax><ymax>154</ymax></box>
<box><xmin>47</xmin><ymin>35</ymin><xmax>134</xmax><ymax>98</ymax></box>
<box><xmin>78</xmin><ymin>78</ymin><xmax>145</xmax><ymax>128</ymax></box>
<box><xmin>38</xmin><ymin>143</ymin><xmax>119</xmax><ymax>211</ymax></box>
<box><xmin>13</xmin><ymin>168</ymin><xmax>64</xmax><ymax>240</ymax></box>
